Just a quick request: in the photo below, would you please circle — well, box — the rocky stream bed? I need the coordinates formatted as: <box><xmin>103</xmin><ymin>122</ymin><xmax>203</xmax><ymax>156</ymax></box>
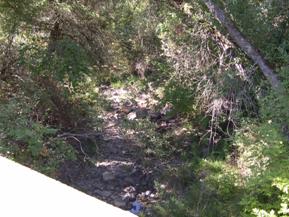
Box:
<box><xmin>57</xmin><ymin>85</ymin><xmax>174</xmax><ymax>215</ymax></box>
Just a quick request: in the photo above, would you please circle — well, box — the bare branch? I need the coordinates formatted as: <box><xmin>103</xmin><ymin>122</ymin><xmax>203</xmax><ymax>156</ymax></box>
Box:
<box><xmin>202</xmin><ymin>0</ymin><xmax>282</xmax><ymax>91</ymax></box>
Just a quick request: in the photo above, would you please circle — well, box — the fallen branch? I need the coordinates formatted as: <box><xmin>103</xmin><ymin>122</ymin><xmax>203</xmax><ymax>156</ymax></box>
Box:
<box><xmin>57</xmin><ymin>132</ymin><xmax>102</xmax><ymax>139</ymax></box>
<box><xmin>57</xmin><ymin>132</ymin><xmax>102</xmax><ymax>162</ymax></box>
<box><xmin>201</xmin><ymin>0</ymin><xmax>282</xmax><ymax>91</ymax></box>
<box><xmin>63</xmin><ymin>135</ymin><xmax>89</xmax><ymax>161</ymax></box>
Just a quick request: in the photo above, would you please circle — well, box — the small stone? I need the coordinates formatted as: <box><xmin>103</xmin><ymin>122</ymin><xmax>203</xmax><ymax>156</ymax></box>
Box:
<box><xmin>123</xmin><ymin>192</ymin><xmax>136</xmax><ymax>201</ymax></box>
<box><xmin>145</xmin><ymin>190</ymin><xmax>151</xmax><ymax>196</ymax></box>
<box><xmin>94</xmin><ymin>189</ymin><xmax>112</xmax><ymax>198</ymax></box>
<box><xmin>150</xmin><ymin>193</ymin><xmax>155</xmax><ymax>198</ymax></box>
<box><xmin>93</xmin><ymin>189</ymin><xmax>101</xmax><ymax>195</ymax></box>
<box><xmin>101</xmin><ymin>190</ymin><xmax>113</xmax><ymax>198</ymax></box>
<box><xmin>102</xmin><ymin>171</ymin><xmax>115</xmax><ymax>181</ymax></box>
<box><xmin>127</xmin><ymin>112</ymin><xmax>137</xmax><ymax>120</ymax></box>
<box><xmin>113</xmin><ymin>199</ymin><xmax>127</xmax><ymax>208</ymax></box>
<box><xmin>124</xmin><ymin>186</ymin><xmax>136</xmax><ymax>193</ymax></box>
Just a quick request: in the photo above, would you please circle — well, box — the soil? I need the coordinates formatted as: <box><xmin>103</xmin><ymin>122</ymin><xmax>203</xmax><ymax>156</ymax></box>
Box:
<box><xmin>58</xmin><ymin>85</ymin><xmax>166</xmax><ymax>213</ymax></box>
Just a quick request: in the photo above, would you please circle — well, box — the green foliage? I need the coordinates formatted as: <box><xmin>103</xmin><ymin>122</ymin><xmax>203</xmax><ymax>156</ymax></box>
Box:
<box><xmin>152</xmin><ymin>116</ymin><xmax>289</xmax><ymax>217</ymax></box>
<box><xmin>0</xmin><ymin>98</ymin><xmax>75</xmax><ymax>176</ymax></box>
<box><xmin>244</xmin><ymin>177</ymin><xmax>289</xmax><ymax>217</ymax></box>
<box><xmin>224</xmin><ymin>0</ymin><xmax>289</xmax><ymax>66</ymax></box>
<box><xmin>0</xmin><ymin>0</ymin><xmax>47</xmax><ymax>32</ymax></box>
<box><xmin>232</xmin><ymin>119</ymin><xmax>289</xmax><ymax>217</ymax></box>
<box><xmin>0</xmin><ymin>99</ymin><xmax>42</xmax><ymax>156</ymax></box>
<box><xmin>1</xmin><ymin>1</ymin><xmax>289</xmax><ymax>216</ymax></box>
<box><xmin>197</xmin><ymin>159</ymin><xmax>240</xmax><ymax>198</ymax></box>
<box><xmin>153</xmin><ymin>169</ymin><xmax>240</xmax><ymax>217</ymax></box>
<box><xmin>234</xmin><ymin>121</ymin><xmax>286</xmax><ymax>178</ymax></box>
<box><xmin>121</xmin><ymin>118</ymin><xmax>171</xmax><ymax>158</ymax></box>
<box><xmin>110</xmin><ymin>75</ymin><xmax>147</xmax><ymax>91</ymax></box>
<box><xmin>163</xmin><ymin>81</ymin><xmax>195</xmax><ymax>115</ymax></box>
<box><xmin>20</xmin><ymin>39</ymin><xmax>94</xmax><ymax>88</ymax></box>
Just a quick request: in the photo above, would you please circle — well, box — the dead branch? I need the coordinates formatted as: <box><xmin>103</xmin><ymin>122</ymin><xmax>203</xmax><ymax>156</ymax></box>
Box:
<box><xmin>202</xmin><ymin>0</ymin><xmax>282</xmax><ymax>91</ymax></box>
<box><xmin>57</xmin><ymin>132</ymin><xmax>102</xmax><ymax>139</ymax></box>
<box><xmin>61</xmin><ymin>135</ymin><xmax>89</xmax><ymax>161</ymax></box>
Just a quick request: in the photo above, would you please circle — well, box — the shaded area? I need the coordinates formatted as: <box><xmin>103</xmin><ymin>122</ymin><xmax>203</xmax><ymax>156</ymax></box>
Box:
<box><xmin>58</xmin><ymin>85</ymin><xmax>161</xmax><ymax>211</ymax></box>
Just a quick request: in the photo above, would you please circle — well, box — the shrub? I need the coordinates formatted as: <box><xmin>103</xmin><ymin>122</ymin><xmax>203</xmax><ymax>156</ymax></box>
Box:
<box><xmin>252</xmin><ymin>178</ymin><xmax>289</xmax><ymax>217</ymax></box>
<box><xmin>162</xmin><ymin>81</ymin><xmax>195</xmax><ymax>115</ymax></box>
<box><xmin>233</xmin><ymin>120</ymin><xmax>289</xmax><ymax>217</ymax></box>
<box><xmin>19</xmin><ymin>39</ymin><xmax>94</xmax><ymax>88</ymax></box>
<box><xmin>0</xmin><ymin>98</ymin><xmax>75</xmax><ymax>176</ymax></box>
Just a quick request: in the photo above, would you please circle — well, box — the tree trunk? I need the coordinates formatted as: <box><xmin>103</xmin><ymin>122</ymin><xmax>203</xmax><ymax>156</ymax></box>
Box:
<box><xmin>47</xmin><ymin>19</ymin><xmax>61</xmax><ymax>53</ymax></box>
<box><xmin>201</xmin><ymin>0</ymin><xmax>282</xmax><ymax>91</ymax></box>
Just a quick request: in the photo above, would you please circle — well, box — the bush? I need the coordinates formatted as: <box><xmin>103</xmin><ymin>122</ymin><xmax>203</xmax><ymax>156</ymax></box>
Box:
<box><xmin>20</xmin><ymin>39</ymin><xmax>94</xmax><ymax>88</ymax></box>
<box><xmin>233</xmin><ymin>120</ymin><xmax>289</xmax><ymax>217</ymax></box>
<box><xmin>162</xmin><ymin>81</ymin><xmax>195</xmax><ymax>115</ymax></box>
<box><xmin>0</xmin><ymin>98</ymin><xmax>75</xmax><ymax>176</ymax></box>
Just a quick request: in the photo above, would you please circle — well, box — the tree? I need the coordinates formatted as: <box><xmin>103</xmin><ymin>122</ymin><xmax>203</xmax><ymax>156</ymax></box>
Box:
<box><xmin>201</xmin><ymin>0</ymin><xmax>282</xmax><ymax>91</ymax></box>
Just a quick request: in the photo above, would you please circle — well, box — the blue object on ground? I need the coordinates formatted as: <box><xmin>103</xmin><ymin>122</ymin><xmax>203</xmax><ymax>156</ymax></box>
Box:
<box><xmin>130</xmin><ymin>200</ymin><xmax>143</xmax><ymax>215</ymax></box>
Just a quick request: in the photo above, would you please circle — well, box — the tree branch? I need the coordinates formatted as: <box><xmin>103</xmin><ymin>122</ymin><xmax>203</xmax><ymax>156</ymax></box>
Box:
<box><xmin>201</xmin><ymin>0</ymin><xmax>282</xmax><ymax>91</ymax></box>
